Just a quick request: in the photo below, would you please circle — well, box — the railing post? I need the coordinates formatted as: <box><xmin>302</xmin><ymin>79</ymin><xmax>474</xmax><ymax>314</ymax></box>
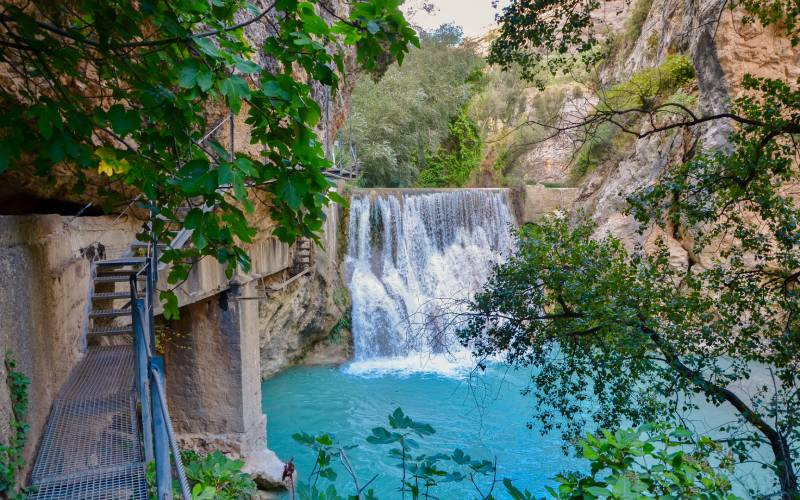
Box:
<box><xmin>150</xmin><ymin>356</ymin><xmax>172</xmax><ymax>500</ymax></box>
<box><xmin>132</xmin><ymin>296</ymin><xmax>154</xmax><ymax>464</ymax></box>
<box><xmin>146</xmin><ymin>261</ymin><xmax>157</xmax><ymax>349</ymax></box>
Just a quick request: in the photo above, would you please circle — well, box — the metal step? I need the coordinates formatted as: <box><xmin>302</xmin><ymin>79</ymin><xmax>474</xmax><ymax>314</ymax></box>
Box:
<box><xmin>94</xmin><ymin>258</ymin><xmax>146</xmax><ymax>268</ymax></box>
<box><xmin>94</xmin><ymin>275</ymin><xmax>140</xmax><ymax>284</ymax></box>
<box><xmin>95</xmin><ymin>268</ymin><xmax>141</xmax><ymax>276</ymax></box>
<box><xmin>130</xmin><ymin>242</ymin><xmax>169</xmax><ymax>249</ymax></box>
<box><xmin>88</xmin><ymin>325</ymin><xmax>134</xmax><ymax>337</ymax></box>
<box><xmin>89</xmin><ymin>308</ymin><xmax>132</xmax><ymax>318</ymax></box>
<box><xmin>92</xmin><ymin>291</ymin><xmax>133</xmax><ymax>300</ymax></box>
<box><xmin>27</xmin><ymin>462</ymin><xmax>148</xmax><ymax>499</ymax></box>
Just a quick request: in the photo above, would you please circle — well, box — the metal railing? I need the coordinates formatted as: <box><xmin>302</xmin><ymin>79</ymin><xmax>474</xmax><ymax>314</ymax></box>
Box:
<box><xmin>130</xmin><ymin>240</ymin><xmax>191</xmax><ymax>499</ymax></box>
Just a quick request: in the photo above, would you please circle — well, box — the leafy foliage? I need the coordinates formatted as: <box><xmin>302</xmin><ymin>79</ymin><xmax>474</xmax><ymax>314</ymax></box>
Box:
<box><xmin>342</xmin><ymin>25</ymin><xmax>484</xmax><ymax>187</ymax></box>
<box><xmin>292</xmin><ymin>408</ymin><xmax>501</xmax><ymax>499</ymax></box>
<box><xmin>458</xmin><ymin>210</ymin><xmax>799</xmax><ymax>496</ymax></box>
<box><xmin>596</xmin><ymin>55</ymin><xmax>695</xmax><ymax>111</ymax></box>
<box><xmin>417</xmin><ymin>107</ymin><xmax>483</xmax><ymax>187</ymax></box>
<box><xmin>550</xmin><ymin>424</ymin><xmax>739</xmax><ymax>499</ymax></box>
<box><xmin>146</xmin><ymin>450</ymin><xmax>256</xmax><ymax>499</ymax></box>
<box><xmin>0</xmin><ymin>0</ymin><xmax>417</xmax><ymax>317</ymax></box>
<box><xmin>292</xmin><ymin>409</ymin><xmax>740</xmax><ymax>499</ymax></box>
<box><xmin>0</xmin><ymin>352</ymin><xmax>30</xmax><ymax>500</ymax></box>
<box><xmin>180</xmin><ymin>450</ymin><xmax>257</xmax><ymax>499</ymax></box>
<box><xmin>488</xmin><ymin>0</ymin><xmax>608</xmax><ymax>87</ymax></box>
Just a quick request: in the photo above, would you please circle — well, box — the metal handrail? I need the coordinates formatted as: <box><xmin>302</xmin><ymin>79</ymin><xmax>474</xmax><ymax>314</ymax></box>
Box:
<box><xmin>150</xmin><ymin>366</ymin><xmax>191</xmax><ymax>497</ymax></box>
<box><xmin>130</xmin><ymin>236</ymin><xmax>190</xmax><ymax>499</ymax></box>
<box><xmin>127</xmin><ymin>109</ymin><xmax>235</xmax><ymax>498</ymax></box>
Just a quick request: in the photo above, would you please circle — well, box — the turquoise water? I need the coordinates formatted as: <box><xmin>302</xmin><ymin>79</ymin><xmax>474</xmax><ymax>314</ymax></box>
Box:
<box><xmin>262</xmin><ymin>362</ymin><xmax>776</xmax><ymax>498</ymax></box>
<box><xmin>262</xmin><ymin>363</ymin><xmax>586</xmax><ymax>498</ymax></box>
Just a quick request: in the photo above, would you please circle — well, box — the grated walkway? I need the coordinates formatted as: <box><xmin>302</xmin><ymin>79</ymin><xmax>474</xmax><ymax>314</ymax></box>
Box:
<box><xmin>27</xmin><ymin>346</ymin><xmax>148</xmax><ymax>499</ymax></box>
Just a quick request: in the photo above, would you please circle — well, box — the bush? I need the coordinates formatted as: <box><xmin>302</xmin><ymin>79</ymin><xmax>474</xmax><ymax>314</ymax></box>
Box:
<box><xmin>417</xmin><ymin>108</ymin><xmax>483</xmax><ymax>187</ymax></box>
<box><xmin>549</xmin><ymin>424</ymin><xmax>741</xmax><ymax>499</ymax></box>
<box><xmin>180</xmin><ymin>450</ymin><xmax>257</xmax><ymax>499</ymax></box>
<box><xmin>599</xmin><ymin>54</ymin><xmax>696</xmax><ymax>111</ymax></box>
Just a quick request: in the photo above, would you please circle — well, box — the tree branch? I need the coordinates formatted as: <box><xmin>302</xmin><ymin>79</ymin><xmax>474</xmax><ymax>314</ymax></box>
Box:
<box><xmin>1</xmin><ymin>3</ymin><xmax>276</xmax><ymax>50</ymax></box>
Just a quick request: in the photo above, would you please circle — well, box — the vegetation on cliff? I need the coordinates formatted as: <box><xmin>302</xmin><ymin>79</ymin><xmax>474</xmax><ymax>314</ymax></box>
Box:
<box><xmin>0</xmin><ymin>353</ymin><xmax>29</xmax><ymax>499</ymax></box>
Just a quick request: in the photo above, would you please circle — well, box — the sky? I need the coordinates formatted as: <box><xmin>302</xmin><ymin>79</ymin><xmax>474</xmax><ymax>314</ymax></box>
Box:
<box><xmin>407</xmin><ymin>0</ymin><xmax>511</xmax><ymax>38</ymax></box>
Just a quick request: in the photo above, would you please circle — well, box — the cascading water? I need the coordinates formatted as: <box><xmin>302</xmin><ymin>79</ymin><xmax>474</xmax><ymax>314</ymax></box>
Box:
<box><xmin>344</xmin><ymin>189</ymin><xmax>515</xmax><ymax>374</ymax></box>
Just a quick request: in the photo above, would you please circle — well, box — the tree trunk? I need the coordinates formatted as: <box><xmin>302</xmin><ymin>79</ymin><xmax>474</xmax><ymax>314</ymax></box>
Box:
<box><xmin>771</xmin><ymin>432</ymin><xmax>798</xmax><ymax>499</ymax></box>
<box><xmin>648</xmin><ymin>329</ymin><xmax>798</xmax><ymax>498</ymax></box>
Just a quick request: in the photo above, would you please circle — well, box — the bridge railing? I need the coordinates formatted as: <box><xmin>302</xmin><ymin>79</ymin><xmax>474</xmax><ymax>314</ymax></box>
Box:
<box><xmin>130</xmin><ymin>238</ymin><xmax>191</xmax><ymax>499</ymax></box>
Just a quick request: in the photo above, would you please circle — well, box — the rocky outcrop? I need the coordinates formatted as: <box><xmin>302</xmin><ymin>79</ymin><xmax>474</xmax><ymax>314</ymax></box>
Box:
<box><xmin>258</xmin><ymin>197</ymin><xmax>352</xmax><ymax>378</ymax></box>
<box><xmin>571</xmin><ymin>0</ymin><xmax>799</xmax><ymax>258</ymax></box>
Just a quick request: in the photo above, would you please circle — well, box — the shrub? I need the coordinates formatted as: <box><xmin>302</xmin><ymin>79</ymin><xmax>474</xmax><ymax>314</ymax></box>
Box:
<box><xmin>417</xmin><ymin>108</ymin><xmax>483</xmax><ymax>187</ymax></box>
<box><xmin>599</xmin><ymin>54</ymin><xmax>696</xmax><ymax>111</ymax></box>
<box><xmin>549</xmin><ymin>424</ymin><xmax>741</xmax><ymax>499</ymax></box>
<box><xmin>181</xmin><ymin>450</ymin><xmax>256</xmax><ymax>499</ymax></box>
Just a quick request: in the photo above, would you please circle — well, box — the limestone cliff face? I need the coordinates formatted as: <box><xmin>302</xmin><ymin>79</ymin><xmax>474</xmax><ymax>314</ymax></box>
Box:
<box><xmin>506</xmin><ymin>0</ymin><xmax>799</xmax><ymax>246</ymax></box>
<box><xmin>258</xmin><ymin>198</ymin><xmax>352</xmax><ymax>378</ymax></box>
<box><xmin>571</xmin><ymin>0</ymin><xmax>800</xmax><ymax>260</ymax></box>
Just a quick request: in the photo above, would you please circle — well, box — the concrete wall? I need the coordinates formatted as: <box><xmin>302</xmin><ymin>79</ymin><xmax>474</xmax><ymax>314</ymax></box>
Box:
<box><xmin>160</xmin><ymin>192</ymin><xmax>347</xmax><ymax>487</ymax></box>
<box><xmin>0</xmin><ymin>214</ymin><xmax>140</xmax><ymax>480</ymax></box>
<box><xmin>153</xmin><ymin>235</ymin><xmax>291</xmax><ymax>315</ymax></box>
<box><xmin>163</xmin><ymin>282</ymin><xmax>265</xmax><ymax>460</ymax></box>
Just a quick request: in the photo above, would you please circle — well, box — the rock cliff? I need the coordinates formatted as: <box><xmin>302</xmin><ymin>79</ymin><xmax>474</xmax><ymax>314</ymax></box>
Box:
<box><xmin>505</xmin><ymin>0</ymin><xmax>799</xmax><ymax>260</ymax></box>
<box><xmin>576</xmin><ymin>0</ymin><xmax>799</xmax><ymax>257</ymax></box>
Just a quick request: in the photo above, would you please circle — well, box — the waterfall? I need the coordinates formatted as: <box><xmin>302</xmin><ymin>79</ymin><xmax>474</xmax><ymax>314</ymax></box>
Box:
<box><xmin>344</xmin><ymin>189</ymin><xmax>515</xmax><ymax>375</ymax></box>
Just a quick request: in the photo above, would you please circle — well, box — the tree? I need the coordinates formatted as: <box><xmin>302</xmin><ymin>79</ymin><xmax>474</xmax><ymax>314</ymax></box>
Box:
<box><xmin>342</xmin><ymin>24</ymin><xmax>484</xmax><ymax>187</ymax></box>
<box><xmin>417</xmin><ymin>106</ymin><xmax>483</xmax><ymax>187</ymax></box>
<box><xmin>0</xmin><ymin>0</ymin><xmax>417</xmax><ymax>316</ymax></box>
<box><xmin>459</xmin><ymin>213</ymin><xmax>799</xmax><ymax>498</ymax></box>
<box><xmin>457</xmin><ymin>0</ymin><xmax>800</xmax><ymax>497</ymax></box>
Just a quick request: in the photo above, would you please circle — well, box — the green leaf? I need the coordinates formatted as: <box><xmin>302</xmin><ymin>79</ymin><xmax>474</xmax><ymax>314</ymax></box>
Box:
<box><xmin>178</xmin><ymin>59</ymin><xmax>202</xmax><ymax>88</ymax></box>
<box><xmin>328</xmin><ymin>190</ymin><xmax>347</xmax><ymax>206</ymax></box>
<box><xmin>107</xmin><ymin>105</ymin><xmax>139</xmax><ymax>136</ymax></box>
<box><xmin>235</xmin><ymin>60</ymin><xmax>261</xmax><ymax>74</ymax></box>
<box><xmin>197</xmin><ymin>67</ymin><xmax>214</xmax><ymax>92</ymax></box>
<box><xmin>160</xmin><ymin>290</ymin><xmax>180</xmax><ymax>320</ymax></box>
<box><xmin>219</xmin><ymin>76</ymin><xmax>251</xmax><ymax>113</ymax></box>
<box><xmin>193</xmin><ymin>37</ymin><xmax>220</xmax><ymax>57</ymax></box>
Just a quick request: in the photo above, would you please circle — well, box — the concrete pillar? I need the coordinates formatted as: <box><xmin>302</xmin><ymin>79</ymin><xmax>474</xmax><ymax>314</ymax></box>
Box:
<box><xmin>163</xmin><ymin>279</ymin><xmax>286</xmax><ymax>488</ymax></box>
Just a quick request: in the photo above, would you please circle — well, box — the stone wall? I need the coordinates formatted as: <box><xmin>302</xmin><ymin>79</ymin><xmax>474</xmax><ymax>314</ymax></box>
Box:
<box><xmin>521</xmin><ymin>184</ymin><xmax>579</xmax><ymax>222</ymax></box>
<box><xmin>0</xmin><ymin>214</ymin><xmax>140</xmax><ymax>481</ymax></box>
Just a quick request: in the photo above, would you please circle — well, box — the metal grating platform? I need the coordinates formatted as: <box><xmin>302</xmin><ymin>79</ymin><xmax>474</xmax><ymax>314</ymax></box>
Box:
<box><xmin>29</xmin><ymin>346</ymin><xmax>147</xmax><ymax>499</ymax></box>
<box><xmin>27</xmin><ymin>463</ymin><xmax>148</xmax><ymax>499</ymax></box>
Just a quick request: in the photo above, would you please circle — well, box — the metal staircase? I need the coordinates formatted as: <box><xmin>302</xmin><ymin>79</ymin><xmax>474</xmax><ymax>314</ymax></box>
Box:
<box><xmin>28</xmin><ymin>240</ymin><xmax>189</xmax><ymax>499</ymax></box>
<box><xmin>26</xmin><ymin>110</ymin><xmax>248</xmax><ymax>499</ymax></box>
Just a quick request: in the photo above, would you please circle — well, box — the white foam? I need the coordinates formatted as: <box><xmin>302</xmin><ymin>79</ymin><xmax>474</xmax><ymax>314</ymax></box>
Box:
<box><xmin>343</xmin><ymin>350</ymin><xmax>477</xmax><ymax>379</ymax></box>
<box><xmin>344</xmin><ymin>190</ymin><xmax>515</xmax><ymax>373</ymax></box>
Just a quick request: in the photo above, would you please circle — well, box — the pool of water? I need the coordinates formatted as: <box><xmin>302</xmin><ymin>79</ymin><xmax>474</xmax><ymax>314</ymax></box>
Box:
<box><xmin>262</xmin><ymin>361</ymin><xmax>777</xmax><ymax>498</ymax></box>
<box><xmin>262</xmin><ymin>362</ymin><xmax>588</xmax><ymax>498</ymax></box>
